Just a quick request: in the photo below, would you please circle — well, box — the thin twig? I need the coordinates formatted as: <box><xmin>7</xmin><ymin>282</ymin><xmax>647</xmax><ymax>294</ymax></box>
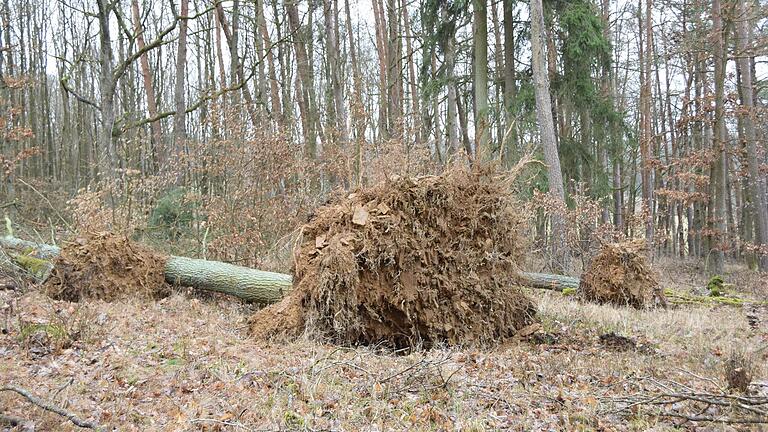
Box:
<box><xmin>677</xmin><ymin>368</ymin><xmax>724</xmax><ymax>392</ymax></box>
<box><xmin>0</xmin><ymin>385</ymin><xmax>102</xmax><ymax>430</ymax></box>
<box><xmin>15</xmin><ymin>179</ymin><xmax>73</xmax><ymax>232</ymax></box>
<box><xmin>189</xmin><ymin>417</ymin><xmax>251</xmax><ymax>430</ymax></box>
<box><xmin>660</xmin><ymin>412</ymin><xmax>768</xmax><ymax>424</ymax></box>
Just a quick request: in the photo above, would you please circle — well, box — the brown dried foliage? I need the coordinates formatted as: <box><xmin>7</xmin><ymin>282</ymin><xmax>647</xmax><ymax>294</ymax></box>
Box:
<box><xmin>579</xmin><ymin>240</ymin><xmax>666</xmax><ymax>309</ymax></box>
<box><xmin>44</xmin><ymin>232</ymin><xmax>169</xmax><ymax>302</ymax></box>
<box><xmin>250</xmin><ymin>166</ymin><xmax>536</xmax><ymax>348</ymax></box>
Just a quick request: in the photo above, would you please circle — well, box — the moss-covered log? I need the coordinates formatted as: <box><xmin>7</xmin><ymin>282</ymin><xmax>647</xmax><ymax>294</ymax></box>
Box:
<box><xmin>0</xmin><ymin>236</ymin><xmax>61</xmax><ymax>259</ymax></box>
<box><xmin>10</xmin><ymin>254</ymin><xmax>54</xmax><ymax>281</ymax></box>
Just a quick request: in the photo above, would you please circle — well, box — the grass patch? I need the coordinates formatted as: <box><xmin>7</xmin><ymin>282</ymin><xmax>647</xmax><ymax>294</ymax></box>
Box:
<box><xmin>19</xmin><ymin>322</ymin><xmax>68</xmax><ymax>341</ymax></box>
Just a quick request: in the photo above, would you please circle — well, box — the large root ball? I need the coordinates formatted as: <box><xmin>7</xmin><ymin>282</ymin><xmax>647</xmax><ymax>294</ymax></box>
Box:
<box><xmin>44</xmin><ymin>232</ymin><xmax>169</xmax><ymax>302</ymax></box>
<box><xmin>579</xmin><ymin>240</ymin><xmax>666</xmax><ymax>309</ymax></box>
<box><xmin>249</xmin><ymin>167</ymin><xmax>537</xmax><ymax>348</ymax></box>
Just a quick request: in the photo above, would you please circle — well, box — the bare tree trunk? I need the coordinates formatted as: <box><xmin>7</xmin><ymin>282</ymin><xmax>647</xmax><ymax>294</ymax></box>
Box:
<box><xmin>96</xmin><ymin>0</ymin><xmax>118</xmax><ymax>178</ymax></box>
<box><xmin>530</xmin><ymin>0</ymin><xmax>569</xmax><ymax>273</ymax></box>
<box><xmin>490</xmin><ymin>1</ymin><xmax>503</xmax><ymax>158</ymax></box>
<box><xmin>324</xmin><ymin>0</ymin><xmax>348</xmax><ymax>149</ymax></box>
<box><xmin>344</xmin><ymin>0</ymin><xmax>365</xmax><ymax>184</ymax></box>
<box><xmin>473</xmin><ymin>0</ymin><xmax>489</xmax><ymax>159</ymax></box>
<box><xmin>173</xmin><ymin>0</ymin><xmax>190</xmax><ymax>155</ymax></box>
<box><xmin>502</xmin><ymin>0</ymin><xmax>517</xmax><ymax>165</ymax></box>
<box><xmin>371</xmin><ymin>0</ymin><xmax>389</xmax><ymax>141</ymax></box>
<box><xmin>386</xmin><ymin>0</ymin><xmax>402</xmax><ymax>135</ymax></box>
<box><xmin>442</xmin><ymin>6</ymin><xmax>459</xmax><ymax>157</ymax></box>
<box><xmin>457</xmin><ymin>95</ymin><xmax>474</xmax><ymax>157</ymax></box>
<box><xmin>691</xmin><ymin>56</ymin><xmax>705</xmax><ymax>258</ymax></box>
<box><xmin>216</xmin><ymin>1</ymin><xmax>259</xmax><ymax>129</ymax></box>
<box><xmin>401</xmin><ymin>0</ymin><xmax>420</xmax><ymax>145</ymax></box>
<box><xmin>258</xmin><ymin>0</ymin><xmax>282</xmax><ymax>127</ymax></box>
<box><xmin>638</xmin><ymin>0</ymin><xmax>655</xmax><ymax>250</ymax></box>
<box><xmin>735</xmin><ymin>0</ymin><xmax>768</xmax><ymax>271</ymax></box>
<box><xmin>272</xmin><ymin>0</ymin><xmax>292</xmax><ymax>126</ymax></box>
<box><xmin>131</xmin><ymin>0</ymin><xmax>163</xmax><ymax>170</ymax></box>
<box><xmin>708</xmin><ymin>0</ymin><xmax>728</xmax><ymax>275</ymax></box>
<box><xmin>285</xmin><ymin>0</ymin><xmax>318</xmax><ymax>158</ymax></box>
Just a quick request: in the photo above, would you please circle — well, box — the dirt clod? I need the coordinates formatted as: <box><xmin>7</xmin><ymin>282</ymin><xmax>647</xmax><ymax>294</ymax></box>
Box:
<box><xmin>43</xmin><ymin>232</ymin><xmax>169</xmax><ymax>302</ymax></box>
<box><xmin>249</xmin><ymin>166</ymin><xmax>536</xmax><ymax>348</ymax></box>
<box><xmin>598</xmin><ymin>331</ymin><xmax>654</xmax><ymax>354</ymax></box>
<box><xmin>579</xmin><ymin>240</ymin><xmax>666</xmax><ymax>309</ymax></box>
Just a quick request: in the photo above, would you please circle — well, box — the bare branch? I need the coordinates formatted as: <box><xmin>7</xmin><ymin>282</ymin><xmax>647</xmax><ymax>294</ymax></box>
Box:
<box><xmin>112</xmin><ymin>3</ymin><xmax>136</xmax><ymax>43</ymax></box>
<box><xmin>171</xmin><ymin>0</ymin><xmax>217</xmax><ymax>20</ymax></box>
<box><xmin>0</xmin><ymin>385</ymin><xmax>103</xmax><ymax>430</ymax></box>
<box><xmin>59</xmin><ymin>77</ymin><xmax>100</xmax><ymax>110</ymax></box>
<box><xmin>119</xmin><ymin>70</ymin><xmax>257</xmax><ymax>131</ymax></box>
<box><xmin>112</xmin><ymin>16</ymin><xmax>178</xmax><ymax>83</ymax></box>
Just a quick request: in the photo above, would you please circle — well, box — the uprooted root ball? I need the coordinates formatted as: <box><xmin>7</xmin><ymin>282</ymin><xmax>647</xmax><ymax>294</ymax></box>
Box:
<box><xmin>44</xmin><ymin>232</ymin><xmax>169</xmax><ymax>302</ymax></box>
<box><xmin>249</xmin><ymin>166</ymin><xmax>537</xmax><ymax>348</ymax></box>
<box><xmin>579</xmin><ymin>240</ymin><xmax>666</xmax><ymax>309</ymax></box>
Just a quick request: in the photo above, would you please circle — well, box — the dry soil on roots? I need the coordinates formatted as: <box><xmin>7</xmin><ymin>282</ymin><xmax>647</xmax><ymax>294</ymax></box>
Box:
<box><xmin>43</xmin><ymin>232</ymin><xmax>169</xmax><ymax>302</ymax></box>
<box><xmin>249</xmin><ymin>166</ymin><xmax>536</xmax><ymax>348</ymax></box>
<box><xmin>579</xmin><ymin>240</ymin><xmax>666</xmax><ymax>309</ymax></box>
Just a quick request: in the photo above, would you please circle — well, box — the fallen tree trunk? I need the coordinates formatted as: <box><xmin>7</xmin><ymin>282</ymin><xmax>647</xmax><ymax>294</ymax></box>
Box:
<box><xmin>0</xmin><ymin>236</ymin><xmax>61</xmax><ymax>259</ymax></box>
<box><xmin>518</xmin><ymin>272</ymin><xmax>580</xmax><ymax>292</ymax></box>
<box><xmin>1</xmin><ymin>235</ymin><xmax>576</xmax><ymax>302</ymax></box>
<box><xmin>165</xmin><ymin>256</ymin><xmax>292</xmax><ymax>303</ymax></box>
<box><xmin>1</xmin><ymin>235</ymin><xmax>292</xmax><ymax>302</ymax></box>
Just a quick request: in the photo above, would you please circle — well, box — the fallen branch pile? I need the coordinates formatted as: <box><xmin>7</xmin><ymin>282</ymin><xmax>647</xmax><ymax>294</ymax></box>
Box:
<box><xmin>601</xmin><ymin>375</ymin><xmax>768</xmax><ymax>425</ymax></box>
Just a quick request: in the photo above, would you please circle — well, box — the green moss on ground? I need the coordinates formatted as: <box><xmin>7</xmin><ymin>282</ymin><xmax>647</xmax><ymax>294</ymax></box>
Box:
<box><xmin>664</xmin><ymin>288</ymin><xmax>766</xmax><ymax>307</ymax></box>
<box><xmin>12</xmin><ymin>253</ymin><xmax>53</xmax><ymax>280</ymax></box>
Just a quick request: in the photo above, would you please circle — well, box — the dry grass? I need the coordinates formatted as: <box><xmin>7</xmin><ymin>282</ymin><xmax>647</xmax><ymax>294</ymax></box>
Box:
<box><xmin>1</xmin><ymin>270</ymin><xmax>767</xmax><ymax>431</ymax></box>
<box><xmin>537</xmin><ymin>291</ymin><xmax>760</xmax><ymax>365</ymax></box>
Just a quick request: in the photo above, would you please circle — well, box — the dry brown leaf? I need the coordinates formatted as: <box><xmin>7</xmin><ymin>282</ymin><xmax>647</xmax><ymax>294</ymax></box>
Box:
<box><xmin>352</xmin><ymin>205</ymin><xmax>369</xmax><ymax>226</ymax></box>
<box><xmin>516</xmin><ymin>323</ymin><xmax>543</xmax><ymax>338</ymax></box>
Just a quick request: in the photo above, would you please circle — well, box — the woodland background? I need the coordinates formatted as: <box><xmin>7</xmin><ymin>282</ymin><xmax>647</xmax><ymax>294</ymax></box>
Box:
<box><xmin>0</xmin><ymin>0</ymin><xmax>766</xmax><ymax>276</ymax></box>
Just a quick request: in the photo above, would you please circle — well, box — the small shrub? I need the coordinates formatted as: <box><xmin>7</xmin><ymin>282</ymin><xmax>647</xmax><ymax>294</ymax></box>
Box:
<box><xmin>707</xmin><ymin>275</ymin><xmax>725</xmax><ymax>297</ymax></box>
<box><xmin>149</xmin><ymin>187</ymin><xmax>196</xmax><ymax>239</ymax></box>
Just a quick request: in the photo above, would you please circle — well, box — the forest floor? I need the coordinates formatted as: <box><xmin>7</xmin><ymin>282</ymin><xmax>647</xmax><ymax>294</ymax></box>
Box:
<box><xmin>1</xmin><ymin>260</ymin><xmax>767</xmax><ymax>431</ymax></box>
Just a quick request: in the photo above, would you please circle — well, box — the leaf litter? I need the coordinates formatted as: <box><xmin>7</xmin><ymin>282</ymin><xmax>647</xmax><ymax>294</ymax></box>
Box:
<box><xmin>2</xmin><ymin>287</ymin><xmax>765</xmax><ymax>431</ymax></box>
